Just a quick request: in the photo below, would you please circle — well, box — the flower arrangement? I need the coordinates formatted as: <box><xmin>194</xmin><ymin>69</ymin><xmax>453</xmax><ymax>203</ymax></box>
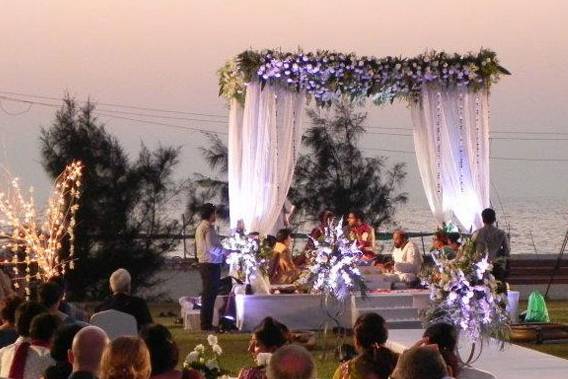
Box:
<box><xmin>222</xmin><ymin>233</ymin><xmax>272</xmax><ymax>284</ymax></box>
<box><xmin>219</xmin><ymin>49</ymin><xmax>510</xmax><ymax>106</ymax></box>
<box><xmin>0</xmin><ymin>162</ymin><xmax>83</xmax><ymax>296</ymax></box>
<box><xmin>184</xmin><ymin>334</ymin><xmax>228</xmax><ymax>379</ymax></box>
<box><xmin>421</xmin><ymin>238</ymin><xmax>510</xmax><ymax>343</ymax></box>
<box><xmin>299</xmin><ymin>218</ymin><xmax>366</xmax><ymax>302</ymax></box>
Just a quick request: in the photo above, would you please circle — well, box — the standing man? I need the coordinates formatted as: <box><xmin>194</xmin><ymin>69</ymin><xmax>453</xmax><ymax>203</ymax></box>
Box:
<box><xmin>195</xmin><ymin>203</ymin><xmax>232</xmax><ymax>331</ymax></box>
<box><xmin>472</xmin><ymin>208</ymin><xmax>510</xmax><ymax>281</ymax></box>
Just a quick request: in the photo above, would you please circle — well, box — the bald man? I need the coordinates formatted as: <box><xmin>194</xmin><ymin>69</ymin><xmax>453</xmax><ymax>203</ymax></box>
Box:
<box><xmin>68</xmin><ymin>326</ymin><xmax>109</xmax><ymax>379</ymax></box>
<box><xmin>267</xmin><ymin>345</ymin><xmax>316</xmax><ymax>379</ymax></box>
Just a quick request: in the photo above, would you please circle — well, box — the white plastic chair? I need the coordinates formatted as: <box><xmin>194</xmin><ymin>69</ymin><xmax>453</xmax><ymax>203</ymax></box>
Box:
<box><xmin>90</xmin><ymin>309</ymin><xmax>138</xmax><ymax>340</ymax></box>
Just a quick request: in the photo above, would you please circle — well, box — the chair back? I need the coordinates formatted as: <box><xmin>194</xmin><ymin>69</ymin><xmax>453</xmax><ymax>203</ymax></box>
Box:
<box><xmin>91</xmin><ymin>309</ymin><xmax>137</xmax><ymax>340</ymax></box>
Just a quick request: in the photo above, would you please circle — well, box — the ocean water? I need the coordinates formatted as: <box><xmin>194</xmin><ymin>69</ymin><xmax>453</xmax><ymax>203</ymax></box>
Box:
<box><xmin>169</xmin><ymin>197</ymin><xmax>568</xmax><ymax>258</ymax></box>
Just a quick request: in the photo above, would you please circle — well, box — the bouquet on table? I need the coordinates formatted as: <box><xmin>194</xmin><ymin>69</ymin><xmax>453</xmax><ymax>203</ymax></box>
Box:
<box><xmin>184</xmin><ymin>334</ymin><xmax>229</xmax><ymax>379</ymax></box>
<box><xmin>299</xmin><ymin>218</ymin><xmax>366</xmax><ymax>302</ymax></box>
<box><xmin>420</xmin><ymin>238</ymin><xmax>510</xmax><ymax>344</ymax></box>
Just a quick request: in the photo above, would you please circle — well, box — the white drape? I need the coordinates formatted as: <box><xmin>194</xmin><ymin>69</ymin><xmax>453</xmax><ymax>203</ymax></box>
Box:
<box><xmin>228</xmin><ymin>82</ymin><xmax>305</xmax><ymax>235</ymax></box>
<box><xmin>411</xmin><ymin>86</ymin><xmax>490</xmax><ymax>231</ymax></box>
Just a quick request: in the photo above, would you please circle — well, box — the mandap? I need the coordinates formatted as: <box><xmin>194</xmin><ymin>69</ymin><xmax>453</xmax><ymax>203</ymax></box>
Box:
<box><xmin>217</xmin><ymin>49</ymin><xmax>510</xmax><ymax>234</ymax></box>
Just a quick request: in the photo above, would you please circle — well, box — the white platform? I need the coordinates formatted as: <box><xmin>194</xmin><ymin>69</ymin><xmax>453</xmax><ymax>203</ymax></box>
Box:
<box><xmin>387</xmin><ymin>329</ymin><xmax>568</xmax><ymax>379</ymax></box>
<box><xmin>234</xmin><ymin>290</ymin><xmax>430</xmax><ymax>332</ymax></box>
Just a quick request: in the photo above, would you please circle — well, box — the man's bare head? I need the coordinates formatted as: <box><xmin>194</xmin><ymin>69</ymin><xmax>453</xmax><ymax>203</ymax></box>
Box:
<box><xmin>69</xmin><ymin>326</ymin><xmax>109</xmax><ymax>374</ymax></box>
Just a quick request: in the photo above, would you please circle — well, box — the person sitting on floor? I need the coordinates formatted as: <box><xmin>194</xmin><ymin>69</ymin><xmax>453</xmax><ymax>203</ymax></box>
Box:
<box><xmin>269</xmin><ymin>229</ymin><xmax>300</xmax><ymax>285</ymax></box>
<box><xmin>95</xmin><ymin>268</ymin><xmax>153</xmax><ymax>331</ymax></box>
<box><xmin>333</xmin><ymin>313</ymin><xmax>398</xmax><ymax>379</ymax></box>
<box><xmin>379</xmin><ymin>230</ymin><xmax>423</xmax><ymax>286</ymax></box>
<box><xmin>238</xmin><ymin>317</ymin><xmax>289</xmax><ymax>379</ymax></box>
<box><xmin>141</xmin><ymin>324</ymin><xmax>201</xmax><ymax>379</ymax></box>
<box><xmin>447</xmin><ymin>233</ymin><xmax>462</xmax><ymax>254</ymax></box>
<box><xmin>68</xmin><ymin>326</ymin><xmax>109</xmax><ymax>379</ymax></box>
<box><xmin>267</xmin><ymin>344</ymin><xmax>316</xmax><ymax>379</ymax></box>
<box><xmin>0</xmin><ymin>296</ymin><xmax>24</xmax><ymax>348</ymax></box>
<box><xmin>432</xmin><ymin>230</ymin><xmax>456</xmax><ymax>260</ymax></box>
<box><xmin>346</xmin><ymin>211</ymin><xmax>377</xmax><ymax>261</ymax></box>
<box><xmin>44</xmin><ymin>323</ymin><xmax>83</xmax><ymax>379</ymax></box>
<box><xmin>390</xmin><ymin>346</ymin><xmax>452</xmax><ymax>379</ymax></box>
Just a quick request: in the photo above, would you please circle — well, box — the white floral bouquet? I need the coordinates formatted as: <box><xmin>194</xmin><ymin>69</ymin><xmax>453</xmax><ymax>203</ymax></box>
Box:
<box><xmin>184</xmin><ymin>335</ymin><xmax>228</xmax><ymax>379</ymax></box>
<box><xmin>299</xmin><ymin>218</ymin><xmax>366</xmax><ymax>302</ymax></box>
<box><xmin>421</xmin><ymin>238</ymin><xmax>510</xmax><ymax>343</ymax></box>
<box><xmin>222</xmin><ymin>233</ymin><xmax>269</xmax><ymax>284</ymax></box>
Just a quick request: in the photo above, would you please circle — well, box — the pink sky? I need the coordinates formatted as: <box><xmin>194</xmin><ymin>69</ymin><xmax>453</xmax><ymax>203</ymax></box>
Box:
<box><xmin>1</xmin><ymin>0</ymin><xmax>567</xmax><ymax>206</ymax></box>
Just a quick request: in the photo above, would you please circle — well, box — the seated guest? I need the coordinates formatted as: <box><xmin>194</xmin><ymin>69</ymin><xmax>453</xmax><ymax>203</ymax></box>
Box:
<box><xmin>390</xmin><ymin>346</ymin><xmax>450</xmax><ymax>379</ymax></box>
<box><xmin>39</xmin><ymin>282</ymin><xmax>73</xmax><ymax>324</ymax></box>
<box><xmin>47</xmin><ymin>277</ymin><xmax>89</xmax><ymax>323</ymax></box>
<box><xmin>419</xmin><ymin>323</ymin><xmax>459</xmax><ymax>378</ymax></box>
<box><xmin>68</xmin><ymin>326</ymin><xmax>109</xmax><ymax>379</ymax></box>
<box><xmin>333</xmin><ymin>313</ymin><xmax>398</xmax><ymax>379</ymax></box>
<box><xmin>267</xmin><ymin>344</ymin><xmax>316</xmax><ymax>379</ymax></box>
<box><xmin>100</xmin><ymin>336</ymin><xmax>151</xmax><ymax>379</ymax></box>
<box><xmin>4</xmin><ymin>313</ymin><xmax>61</xmax><ymax>379</ymax></box>
<box><xmin>447</xmin><ymin>233</ymin><xmax>461</xmax><ymax>254</ymax></box>
<box><xmin>269</xmin><ymin>229</ymin><xmax>300</xmax><ymax>285</ymax></box>
<box><xmin>432</xmin><ymin>231</ymin><xmax>456</xmax><ymax>260</ymax></box>
<box><xmin>383</xmin><ymin>230</ymin><xmax>423</xmax><ymax>285</ymax></box>
<box><xmin>141</xmin><ymin>324</ymin><xmax>201</xmax><ymax>379</ymax></box>
<box><xmin>95</xmin><ymin>269</ymin><xmax>153</xmax><ymax>331</ymax></box>
<box><xmin>0</xmin><ymin>301</ymin><xmax>48</xmax><ymax>378</ymax></box>
<box><xmin>239</xmin><ymin>317</ymin><xmax>289</xmax><ymax>379</ymax></box>
<box><xmin>44</xmin><ymin>324</ymin><xmax>83</xmax><ymax>379</ymax></box>
<box><xmin>0</xmin><ymin>296</ymin><xmax>24</xmax><ymax>348</ymax></box>
<box><xmin>346</xmin><ymin>211</ymin><xmax>376</xmax><ymax>261</ymax></box>
<box><xmin>305</xmin><ymin>210</ymin><xmax>335</xmax><ymax>250</ymax></box>
<box><xmin>472</xmin><ymin>208</ymin><xmax>510</xmax><ymax>282</ymax></box>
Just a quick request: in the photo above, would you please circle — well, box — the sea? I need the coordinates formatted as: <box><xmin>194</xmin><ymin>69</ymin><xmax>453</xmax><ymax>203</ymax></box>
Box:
<box><xmin>169</xmin><ymin>197</ymin><xmax>568</xmax><ymax>258</ymax></box>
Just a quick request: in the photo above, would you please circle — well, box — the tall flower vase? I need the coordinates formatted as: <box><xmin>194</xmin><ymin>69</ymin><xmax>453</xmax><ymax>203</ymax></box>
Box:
<box><xmin>318</xmin><ymin>294</ymin><xmax>348</xmax><ymax>359</ymax></box>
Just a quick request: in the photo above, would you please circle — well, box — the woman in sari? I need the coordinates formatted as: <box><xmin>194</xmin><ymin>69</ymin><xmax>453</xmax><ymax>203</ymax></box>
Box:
<box><xmin>269</xmin><ymin>229</ymin><xmax>299</xmax><ymax>285</ymax></box>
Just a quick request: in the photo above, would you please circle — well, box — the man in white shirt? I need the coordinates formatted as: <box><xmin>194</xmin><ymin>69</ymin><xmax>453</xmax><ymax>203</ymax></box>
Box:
<box><xmin>195</xmin><ymin>203</ymin><xmax>233</xmax><ymax>331</ymax></box>
<box><xmin>385</xmin><ymin>229</ymin><xmax>423</xmax><ymax>284</ymax></box>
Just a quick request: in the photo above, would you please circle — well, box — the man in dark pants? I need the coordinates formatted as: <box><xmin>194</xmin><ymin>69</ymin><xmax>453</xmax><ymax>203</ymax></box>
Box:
<box><xmin>195</xmin><ymin>203</ymin><xmax>232</xmax><ymax>331</ymax></box>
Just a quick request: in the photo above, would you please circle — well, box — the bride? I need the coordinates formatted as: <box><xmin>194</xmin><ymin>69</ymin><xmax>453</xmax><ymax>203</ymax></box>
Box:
<box><xmin>268</xmin><ymin>229</ymin><xmax>300</xmax><ymax>285</ymax></box>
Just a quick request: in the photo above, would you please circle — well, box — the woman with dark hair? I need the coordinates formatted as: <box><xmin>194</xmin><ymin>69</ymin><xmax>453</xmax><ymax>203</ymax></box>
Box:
<box><xmin>333</xmin><ymin>313</ymin><xmax>398</xmax><ymax>379</ymax></box>
<box><xmin>44</xmin><ymin>323</ymin><xmax>84</xmax><ymax>379</ymax></box>
<box><xmin>238</xmin><ymin>317</ymin><xmax>289</xmax><ymax>379</ymax></box>
<box><xmin>432</xmin><ymin>230</ymin><xmax>455</xmax><ymax>260</ymax></box>
<box><xmin>141</xmin><ymin>324</ymin><xmax>201</xmax><ymax>379</ymax></box>
<box><xmin>346</xmin><ymin>211</ymin><xmax>376</xmax><ymax>261</ymax></box>
<box><xmin>268</xmin><ymin>229</ymin><xmax>299</xmax><ymax>285</ymax></box>
<box><xmin>419</xmin><ymin>323</ymin><xmax>459</xmax><ymax>378</ymax></box>
<box><xmin>0</xmin><ymin>296</ymin><xmax>24</xmax><ymax>348</ymax></box>
<box><xmin>302</xmin><ymin>210</ymin><xmax>335</xmax><ymax>258</ymax></box>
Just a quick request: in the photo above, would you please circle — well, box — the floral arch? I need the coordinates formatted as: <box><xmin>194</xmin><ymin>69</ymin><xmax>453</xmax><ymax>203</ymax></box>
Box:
<box><xmin>218</xmin><ymin>49</ymin><xmax>510</xmax><ymax>234</ymax></box>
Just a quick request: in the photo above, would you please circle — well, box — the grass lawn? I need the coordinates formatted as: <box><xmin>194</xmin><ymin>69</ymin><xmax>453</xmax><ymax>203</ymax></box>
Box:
<box><xmin>150</xmin><ymin>300</ymin><xmax>568</xmax><ymax>378</ymax></box>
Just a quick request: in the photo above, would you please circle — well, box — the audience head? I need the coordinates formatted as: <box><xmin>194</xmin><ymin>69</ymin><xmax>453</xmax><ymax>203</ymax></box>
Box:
<box><xmin>236</xmin><ymin>219</ymin><xmax>246</xmax><ymax>232</ymax></box>
<box><xmin>267</xmin><ymin>344</ymin><xmax>316</xmax><ymax>379</ymax></box>
<box><xmin>1</xmin><ymin>295</ymin><xmax>23</xmax><ymax>326</ymax></box>
<box><xmin>15</xmin><ymin>301</ymin><xmax>47</xmax><ymax>337</ymax></box>
<box><xmin>110</xmin><ymin>268</ymin><xmax>131</xmax><ymax>295</ymax></box>
<box><xmin>391</xmin><ymin>346</ymin><xmax>449</xmax><ymax>379</ymax></box>
<box><xmin>433</xmin><ymin>230</ymin><xmax>449</xmax><ymax>250</ymax></box>
<box><xmin>100</xmin><ymin>336</ymin><xmax>151</xmax><ymax>379</ymax></box>
<box><xmin>353</xmin><ymin>313</ymin><xmax>398</xmax><ymax>379</ymax></box>
<box><xmin>248</xmin><ymin>317</ymin><xmax>288</xmax><ymax>357</ymax></box>
<box><xmin>347</xmin><ymin>210</ymin><xmax>364</xmax><ymax>226</ymax></box>
<box><xmin>481</xmin><ymin>208</ymin><xmax>497</xmax><ymax>225</ymax></box>
<box><xmin>50</xmin><ymin>323</ymin><xmax>83</xmax><ymax>362</ymax></box>
<box><xmin>39</xmin><ymin>281</ymin><xmax>65</xmax><ymax>311</ymax></box>
<box><xmin>319</xmin><ymin>210</ymin><xmax>335</xmax><ymax>226</ymax></box>
<box><xmin>140</xmin><ymin>324</ymin><xmax>179</xmax><ymax>376</ymax></box>
<box><xmin>276</xmin><ymin>229</ymin><xmax>293</xmax><ymax>246</ymax></box>
<box><xmin>423</xmin><ymin>323</ymin><xmax>459</xmax><ymax>376</ymax></box>
<box><xmin>30</xmin><ymin>313</ymin><xmax>62</xmax><ymax>344</ymax></box>
<box><xmin>70</xmin><ymin>326</ymin><xmax>109</xmax><ymax>374</ymax></box>
<box><xmin>200</xmin><ymin>203</ymin><xmax>217</xmax><ymax>222</ymax></box>
<box><xmin>393</xmin><ymin>229</ymin><xmax>409</xmax><ymax>249</ymax></box>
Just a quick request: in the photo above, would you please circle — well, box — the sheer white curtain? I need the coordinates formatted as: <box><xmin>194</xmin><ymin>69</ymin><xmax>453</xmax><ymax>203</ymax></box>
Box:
<box><xmin>411</xmin><ymin>86</ymin><xmax>490</xmax><ymax>231</ymax></box>
<box><xmin>228</xmin><ymin>82</ymin><xmax>305</xmax><ymax>235</ymax></box>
